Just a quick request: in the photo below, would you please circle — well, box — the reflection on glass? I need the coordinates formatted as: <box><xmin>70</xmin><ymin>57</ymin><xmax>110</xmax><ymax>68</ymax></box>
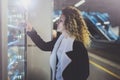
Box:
<box><xmin>8</xmin><ymin>0</ymin><xmax>26</xmax><ymax>80</ymax></box>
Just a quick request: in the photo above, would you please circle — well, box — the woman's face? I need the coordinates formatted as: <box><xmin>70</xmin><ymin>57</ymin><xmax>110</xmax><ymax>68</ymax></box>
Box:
<box><xmin>57</xmin><ymin>14</ymin><xmax>66</xmax><ymax>32</ymax></box>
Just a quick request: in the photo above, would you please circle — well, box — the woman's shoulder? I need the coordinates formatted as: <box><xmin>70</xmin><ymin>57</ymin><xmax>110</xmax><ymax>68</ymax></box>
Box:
<box><xmin>73</xmin><ymin>40</ymin><xmax>86</xmax><ymax>51</ymax></box>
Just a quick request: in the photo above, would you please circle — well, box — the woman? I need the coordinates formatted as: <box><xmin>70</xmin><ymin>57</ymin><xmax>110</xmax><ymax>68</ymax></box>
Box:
<box><xmin>26</xmin><ymin>6</ymin><xmax>91</xmax><ymax>80</ymax></box>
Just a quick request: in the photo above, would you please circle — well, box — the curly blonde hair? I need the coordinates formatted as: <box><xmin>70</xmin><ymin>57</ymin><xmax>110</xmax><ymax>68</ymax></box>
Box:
<box><xmin>62</xmin><ymin>6</ymin><xmax>91</xmax><ymax>47</ymax></box>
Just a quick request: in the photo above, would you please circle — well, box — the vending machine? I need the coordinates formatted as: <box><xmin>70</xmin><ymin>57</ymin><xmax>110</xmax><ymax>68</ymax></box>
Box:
<box><xmin>8</xmin><ymin>0</ymin><xmax>27</xmax><ymax>80</ymax></box>
<box><xmin>0</xmin><ymin>0</ymin><xmax>53</xmax><ymax>80</ymax></box>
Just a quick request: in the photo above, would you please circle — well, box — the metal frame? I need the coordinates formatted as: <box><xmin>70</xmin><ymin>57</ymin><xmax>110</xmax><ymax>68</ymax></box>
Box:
<box><xmin>0</xmin><ymin>0</ymin><xmax>8</xmax><ymax>80</ymax></box>
<box><xmin>0</xmin><ymin>0</ymin><xmax>2</xmax><ymax>79</ymax></box>
<box><xmin>119</xmin><ymin>26</ymin><xmax>120</xmax><ymax>36</ymax></box>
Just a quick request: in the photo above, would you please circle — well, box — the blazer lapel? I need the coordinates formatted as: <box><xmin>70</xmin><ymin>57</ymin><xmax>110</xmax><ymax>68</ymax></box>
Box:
<box><xmin>61</xmin><ymin>37</ymin><xmax>75</xmax><ymax>76</ymax></box>
<box><xmin>50</xmin><ymin>34</ymin><xmax>75</xmax><ymax>80</ymax></box>
<box><xmin>50</xmin><ymin>34</ymin><xmax>64</xmax><ymax>80</ymax></box>
<box><xmin>61</xmin><ymin>52</ymin><xmax>72</xmax><ymax>74</ymax></box>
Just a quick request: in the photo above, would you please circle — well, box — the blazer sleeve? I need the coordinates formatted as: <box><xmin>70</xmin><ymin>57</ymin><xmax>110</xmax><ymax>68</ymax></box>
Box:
<box><xmin>27</xmin><ymin>29</ymin><xmax>60</xmax><ymax>51</ymax></box>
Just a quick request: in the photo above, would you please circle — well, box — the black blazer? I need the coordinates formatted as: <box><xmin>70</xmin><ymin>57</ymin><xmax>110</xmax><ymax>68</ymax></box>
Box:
<box><xmin>27</xmin><ymin>29</ymin><xmax>89</xmax><ymax>80</ymax></box>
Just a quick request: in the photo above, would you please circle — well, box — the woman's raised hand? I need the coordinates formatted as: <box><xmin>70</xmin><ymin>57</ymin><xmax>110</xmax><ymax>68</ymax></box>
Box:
<box><xmin>26</xmin><ymin>22</ymin><xmax>33</xmax><ymax>32</ymax></box>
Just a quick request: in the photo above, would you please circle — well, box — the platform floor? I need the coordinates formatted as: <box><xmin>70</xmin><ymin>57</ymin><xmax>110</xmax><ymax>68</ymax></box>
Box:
<box><xmin>88</xmin><ymin>52</ymin><xmax>120</xmax><ymax>80</ymax></box>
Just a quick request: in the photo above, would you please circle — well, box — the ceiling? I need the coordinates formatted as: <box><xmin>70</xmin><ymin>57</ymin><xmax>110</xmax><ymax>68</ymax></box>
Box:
<box><xmin>8</xmin><ymin>0</ymin><xmax>120</xmax><ymax>26</ymax></box>
<box><xmin>54</xmin><ymin>0</ymin><xmax>81</xmax><ymax>10</ymax></box>
<box><xmin>54</xmin><ymin>0</ymin><xmax>120</xmax><ymax>26</ymax></box>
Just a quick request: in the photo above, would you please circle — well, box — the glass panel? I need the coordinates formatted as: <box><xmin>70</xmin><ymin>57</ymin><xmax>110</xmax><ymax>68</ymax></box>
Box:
<box><xmin>8</xmin><ymin>0</ymin><xmax>26</xmax><ymax>80</ymax></box>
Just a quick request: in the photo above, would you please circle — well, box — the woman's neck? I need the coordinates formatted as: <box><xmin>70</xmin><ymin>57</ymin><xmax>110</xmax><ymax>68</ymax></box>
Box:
<box><xmin>62</xmin><ymin>30</ymin><xmax>69</xmax><ymax>38</ymax></box>
<box><xmin>62</xmin><ymin>30</ymin><xmax>75</xmax><ymax>39</ymax></box>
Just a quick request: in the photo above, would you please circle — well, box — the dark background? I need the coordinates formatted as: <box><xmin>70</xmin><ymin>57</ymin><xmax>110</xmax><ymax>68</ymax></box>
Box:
<box><xmin>54</xmin><ymin>0</ymin><xmax>120</xmax><ymax>27</ymax></box>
